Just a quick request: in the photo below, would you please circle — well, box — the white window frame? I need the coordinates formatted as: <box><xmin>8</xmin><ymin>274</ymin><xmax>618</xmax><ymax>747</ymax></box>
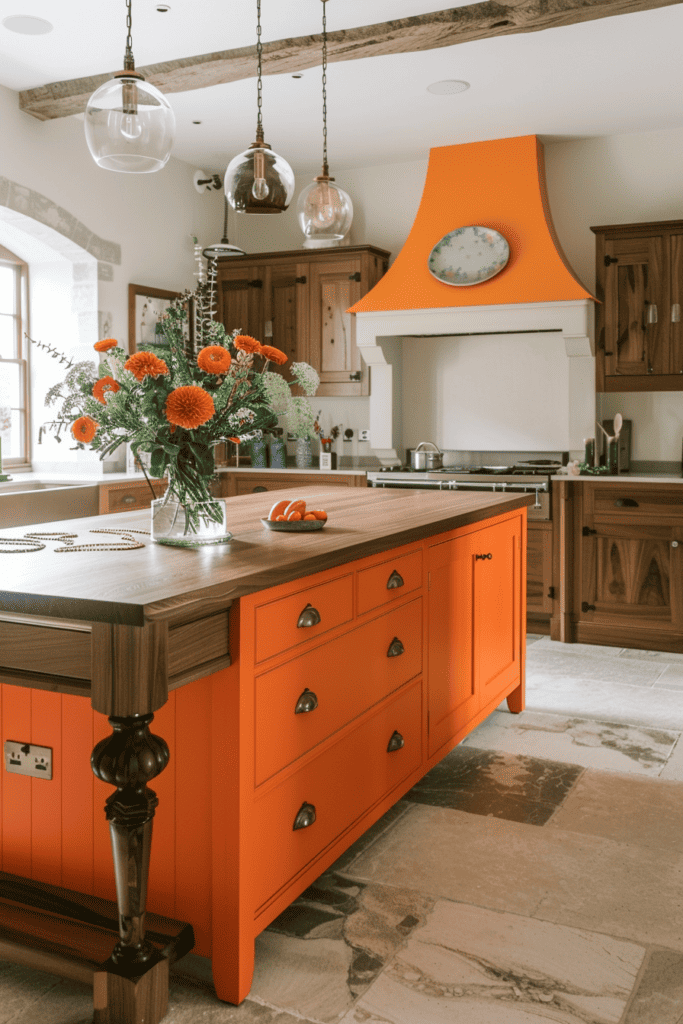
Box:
<box><xmin>0</xmin><ymin>244</ymin><xmax>30</xmax><ymax>468</ymax></box>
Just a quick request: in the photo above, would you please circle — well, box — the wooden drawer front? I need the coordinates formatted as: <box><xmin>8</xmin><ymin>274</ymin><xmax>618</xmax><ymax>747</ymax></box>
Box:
<box><xmin>253</xmin><ymin>680</ymin><xmax>422</xmax><ymax>909</ymax></box>
<box><xmin>102</xmin><ymin>482</ymin><xmax>166</xmax><ymax>514</ymax></box>
<box><xmin>255</xmin><ymin>597</ymin><xmax>422</xmax><ymax>784</ymax></box>
<box><xmin>591</xmin><ymin>487</ymin><xmax>683</xmax><ymax>524</ymax></box>
<box><xmin>255</xmin><ymin>575</ymin><xmax>354</xmax><ymax>664</ymax></box>
<box><xmin>357</xmin><ymin>549</ymin><xmax>422</xmax><ymax>616</ymax></box>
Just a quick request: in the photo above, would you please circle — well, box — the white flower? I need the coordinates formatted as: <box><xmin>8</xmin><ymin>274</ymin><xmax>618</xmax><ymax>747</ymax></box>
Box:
<box><xmin>290</xmin><ymin>362</ymin><xmax>320</xmax><ymax>397</ymax></box>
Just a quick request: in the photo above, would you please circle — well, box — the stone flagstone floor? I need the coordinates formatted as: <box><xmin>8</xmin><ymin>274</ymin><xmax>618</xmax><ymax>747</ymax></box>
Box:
<box><xmin>2</xmin><ymin>635</ymin><xmax>683</xmax><ymax>1024</ymax></box>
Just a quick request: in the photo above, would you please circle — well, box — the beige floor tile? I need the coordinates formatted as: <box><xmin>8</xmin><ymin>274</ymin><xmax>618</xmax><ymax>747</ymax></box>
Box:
<box><xmin>660</xmin><ymin>737</ymin><xmax>683</xmax><ymax>781</ymax></box>
<box><xmin>654</xmin><ymin>665</ymin><xmax>683</xmax><ymax>690</ymax></box>
<box><xmin>340</xmin><ymin>900</ymin><xmax>644</xmax><ymax>1024</ymax></box>
<box><xmin>345</xmin><ymin>804</ymin><xmax>683</xmax><ymax>952</ymax></box>
<box><xmin>620</xmin><ymin>648</ymin><xmax>683</xmax><ymax>665</ymax></box>
<box><xmin>623</xmin><ymin>949</ymin><xmax>683</xmax><ymax>1024</ymax></box>
<box><xmin>251</xmin><ymin>932</ymin><xmax>354</xmax><ymax>1023</ymax></box>
<box><xmin>465</xmin><ymin>710</ymin><xmax>677</xmax><ymax>775</ymax></box>
<box><xmin>523</xmin><ymin>675</ymin><xmax>683</xmax><ymax>730</ymax></box>
<box><xmin>531</xmin><ymin>638</ymin><xmax>624</xmax><ymax>658</ymax></box>
<box><xmin>546</xmin><ymin>770</ymin><xmax>683</xmax><ymax>852</ymax></box>
<box><xmin>526</xmin><ymin>651</ymin><xmax>662</xmax><ymax>687</ymax></box>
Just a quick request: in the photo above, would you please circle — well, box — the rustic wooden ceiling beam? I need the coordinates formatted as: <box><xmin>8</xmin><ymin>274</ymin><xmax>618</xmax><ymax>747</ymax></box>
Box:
<box><xmin>20</xmin><ymin>0</ymin><xmax>681</xmax><ymax>121</ymax></box>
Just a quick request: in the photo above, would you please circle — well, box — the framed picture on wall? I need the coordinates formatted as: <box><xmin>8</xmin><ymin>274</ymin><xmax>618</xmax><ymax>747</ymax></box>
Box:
<box><xmin>128</xmin><ymin>283</ymin><xmax>186</xmax><ymax>353</ymax></box>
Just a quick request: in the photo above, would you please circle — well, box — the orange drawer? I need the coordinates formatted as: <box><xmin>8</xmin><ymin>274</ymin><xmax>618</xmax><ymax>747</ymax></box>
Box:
<box><xmin>254</xmin><ymin>574</ymin><xmax>353</xmax><ymax>663</ymax></box>
<box><xmin>252</xmin><ymin>680</ymin><xmax>422</xmax><ymax>909</ymax></box>
<box><xmin>255</xmin><ymin>597</ymin><xmax>422</xmax><ymax>784</ymax></box>
<box><xmin>357</xmin><ymin>548</ymin><xmax>423</xmax><ymax>615</ymax></box>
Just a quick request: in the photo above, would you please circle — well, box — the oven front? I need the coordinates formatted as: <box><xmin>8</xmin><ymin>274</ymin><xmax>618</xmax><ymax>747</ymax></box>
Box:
<box><xmin>366</xmin><ymin>473</ymin><xmax>551</xmax><ymax>521</ymax></box>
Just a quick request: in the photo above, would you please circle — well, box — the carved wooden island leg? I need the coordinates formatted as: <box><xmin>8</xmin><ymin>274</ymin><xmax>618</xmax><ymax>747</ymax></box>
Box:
<box><xmin>91</xmin><ymin>713</ymin><xmax>170</xmax><ymax>1023</ymax></box>
<box><xmin>89</xmin><ymin>620</ymin><xmax>185</xmax><ymax>1024</ymax></box>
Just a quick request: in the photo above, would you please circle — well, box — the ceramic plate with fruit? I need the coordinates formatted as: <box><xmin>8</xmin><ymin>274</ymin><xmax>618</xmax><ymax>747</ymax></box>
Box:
<box><xmin>261</xmin><ymin>498</ymin><xmax>328</xmax><ymax>532</ymax></box>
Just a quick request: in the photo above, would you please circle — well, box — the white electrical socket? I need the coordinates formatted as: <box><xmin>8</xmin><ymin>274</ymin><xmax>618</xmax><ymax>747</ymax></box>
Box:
<box><xmin>359</xmin><ymin>429</ymin><xmax>370</xmax><ymax>442</ymax></box>
<box><xmin>4</xmin><ymin>740</ymin><xmax>53</xmax><ymax>780</ymax></box>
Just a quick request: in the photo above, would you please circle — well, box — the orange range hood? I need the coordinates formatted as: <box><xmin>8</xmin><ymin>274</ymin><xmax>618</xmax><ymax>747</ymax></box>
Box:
<box><xmin>350</xmin><ymin>134</ymin><xmax>593</xmax><ymax>314</ymax></box>
<box><xmin>350</xmin><ymin>135</ymin><xmax>596</xmax><ymax>458</ymax></box>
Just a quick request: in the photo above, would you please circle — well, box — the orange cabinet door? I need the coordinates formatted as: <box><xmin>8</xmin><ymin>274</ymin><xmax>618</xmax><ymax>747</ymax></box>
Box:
<box><xmin>473</xmin><ymin>516</ymin><xmax>523</xmax><ymax>712</ymax></box>
<box><xmin>426</xmin><ymin>531</ymin><xmax>476</xmax><ymax>758</ymax></box>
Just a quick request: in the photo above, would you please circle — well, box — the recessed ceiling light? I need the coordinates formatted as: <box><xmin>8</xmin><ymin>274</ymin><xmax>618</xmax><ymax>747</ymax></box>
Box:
<box><xmin>427</xmin><ymin>80</ymin><xmax>470</xmax><ymax>95</ymax></box>
<box><xmin>3</xmin><ymin>15</ymin><xmax>53</xmax><ymax>35</ymax></box>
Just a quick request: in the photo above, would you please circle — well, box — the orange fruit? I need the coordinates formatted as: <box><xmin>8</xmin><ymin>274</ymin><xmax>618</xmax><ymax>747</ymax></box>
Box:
<box><xmin>309</xmin><ymin>509</ymin><xmax>328</xmax><ymax>521</ymax></box>
<box><xmin>269</xmin><ymin>498</ymin><xmax>290</xmax><ymax>521</ymax></box>
<box><xmin>287</xmin><ymin>510</ymin><xmax>302</xmax><ymax>521</ymax></box>
<box><xmin>276</xmin><ymin>515</ymin><xmax>287</xmax><ymax>521</ymax></box>
<box><xmin>303</xmin><ymin>513</ymin><xmax>317</xmax><ymax>521</ymax></box>
<box><xmin>284</xmin><ymin>498</ymin><xmax>306</xmax><ymax>519</ymax></box>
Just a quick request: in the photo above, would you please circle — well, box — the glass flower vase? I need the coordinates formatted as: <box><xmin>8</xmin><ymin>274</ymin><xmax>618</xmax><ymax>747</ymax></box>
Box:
<box><xmin>151</xmin><ymin>495</ymin><xmax>232</xmax><ymax>547</ymax></box>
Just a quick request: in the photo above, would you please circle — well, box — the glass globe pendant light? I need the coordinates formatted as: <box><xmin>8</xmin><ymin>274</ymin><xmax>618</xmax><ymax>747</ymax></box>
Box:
<box><xmin>224</xmin><ymin>0</ymin><xmax>295</xmax><ymax>214</ymax></box>
<box><xmin>84</xmin><ymin>0</ymin><xmax>175</xmax><ymax>173</ymax></box>
<box><xmin>297</xmin><ymin>0</ymin><xmax>353</xmax><ymax>248</ymax></box>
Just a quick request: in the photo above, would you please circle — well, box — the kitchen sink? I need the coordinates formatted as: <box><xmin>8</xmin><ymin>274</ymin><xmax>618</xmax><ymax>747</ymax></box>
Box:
<box><xmin>0</xmin><ymin>480</ymin><xmax>88</xmax><ymax>493</ymax></box>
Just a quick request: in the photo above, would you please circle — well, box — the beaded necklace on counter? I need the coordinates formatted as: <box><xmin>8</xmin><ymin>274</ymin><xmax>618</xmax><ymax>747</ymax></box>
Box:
<box><xmin>0</xmin><ymin>528</ymin><xmax>150</xmax><ymax>554</ymax></box>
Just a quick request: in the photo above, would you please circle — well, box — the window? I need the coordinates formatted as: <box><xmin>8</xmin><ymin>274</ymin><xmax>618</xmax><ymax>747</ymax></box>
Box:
<box><xmin>0</xmin><ymin>244</ymin><xmax>29</xmax><ymax>467</ymax></box>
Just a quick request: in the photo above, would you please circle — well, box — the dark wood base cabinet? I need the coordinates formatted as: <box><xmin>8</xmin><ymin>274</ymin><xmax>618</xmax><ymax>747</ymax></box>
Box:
<box><xmin>551</xmin><ymin>480</ymin><xmax>683</xmax><ymax>652</ymax></box>
<box><xmin>526</xmin><ymin>521</ymin><xmax>553</xmax><ymax>633</ymax></box>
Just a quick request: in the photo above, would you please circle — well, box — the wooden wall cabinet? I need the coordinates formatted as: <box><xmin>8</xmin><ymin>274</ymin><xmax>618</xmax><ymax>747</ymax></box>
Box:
<box><xmin>217</xmin><ymin>245</ymin><xmax>389</xmax><ymax>397</ymax></box>
<box><xmin>592</xmin><ymin>220</ymin><xmax>683</xmax><ymax>391</ymax></box>
<box><xmin>553</xmin><ymin>480</ymin><xmax>683</xmax><ymax>652</ymax></box>
<box><xmin>98</xmin><ymin>478</ymin><xmax>167</xmax><ymax>514</ymax></box>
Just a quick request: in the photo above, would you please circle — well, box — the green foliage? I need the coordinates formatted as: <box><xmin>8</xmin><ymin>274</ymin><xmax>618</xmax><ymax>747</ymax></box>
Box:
<box><xmin>37</xmin><ymin>294</ymin><xmax>318</xmax><ymax>508</ymax></box>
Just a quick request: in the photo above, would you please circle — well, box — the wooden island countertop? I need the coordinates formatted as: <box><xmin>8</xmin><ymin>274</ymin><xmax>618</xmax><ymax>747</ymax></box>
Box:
<box><xmin>0</xmin><ymin>485</ymin><xmax>532</xmax><ymax>625</ymax></box>
<box><xmin>0</xmin><ymin>486</ymin><xmax>532</xmax><ymax>1024</ymax></box>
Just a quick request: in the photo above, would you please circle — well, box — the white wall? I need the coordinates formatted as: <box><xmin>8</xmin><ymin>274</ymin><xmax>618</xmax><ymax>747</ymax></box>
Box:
<box><xmin>0</xmin><ymin>84</ymin><xmax>223</xmax><ymax>471</ymax></box>
<box><xmin>232</xmin><ymin>131</ymin><xmax>683</xmax><ymax>463</ymax></box>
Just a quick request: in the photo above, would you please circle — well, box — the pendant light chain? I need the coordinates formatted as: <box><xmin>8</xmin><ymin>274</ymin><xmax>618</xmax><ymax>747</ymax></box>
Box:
<box><xmin>321</xmin><ymin>0</ymin><xmax>328</xmax><ymax>175</ymax></box>
<box><xmin>255</xmin><ymin>0</ymin><xmax>264</xmax><ymax>141</ymax></box>
<box><xmin>124</xmin><ymin>0</ymin><xmax>135</xmax><ymax>71</ymax></box>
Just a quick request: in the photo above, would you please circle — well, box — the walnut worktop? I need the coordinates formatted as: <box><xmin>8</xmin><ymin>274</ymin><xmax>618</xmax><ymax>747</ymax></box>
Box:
<box><xmin>0</xmin><ymin>486</ymin><xmax>532</xmax><ymax>626</ymax></box>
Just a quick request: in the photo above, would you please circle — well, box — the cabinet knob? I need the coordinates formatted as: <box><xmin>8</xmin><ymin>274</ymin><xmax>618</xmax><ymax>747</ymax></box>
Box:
<box><xmin>297</xmin><ymin>604</ymin><xmax>321</xmax><ymax>628</ymax></box>
<box><xmin>672</xmin><ymin>541</ymin><xmax>679</xmax><ymax>549</ymax></box>
<box><xmin>387</xmin><ymin>637</ymin><xmax>405</xmax><ymax>658</ymax></box>
<box><xmin>582</xmin><ymin>526</ymin><xmax>597</xmax><ymax>536</ymax></box>
<box><xmin>348</xmin><ymin>371</ymin><xmax>362</xmax><ymax>381</ymax></box>
<box><xmin>387</xmin><ymin>570</ymin><xmax>404</xmax><ymax>589</ymax></box>
<box><xmin>475</xmin><ymin>552</ymin><xmax>493</xmax><ymax>560</ymax></box>
<box><xmin>293</xmin><ymin>802</ymin><xmax>316</xmax><ymax>831</ymax></box>
<box><xmin>581</xmin><ymin>602</ymin><xmax>596</xmax><ymax>613</ymax></box>
<box><xmin>123</xmin><ymin>496</ymin><xmax>135</xmax><ymax>504</ymax></box>
<box><xmin>253</xmin><ymin>486</ymin><xmax>268</xmax><ymax>493</ymax></box>
<box><xmin>387</xmin><ymin>731</ymin><xmax>405</xmax><ymax>752</ymax></box>
<box><xmin>294</xmin><ymin>688</ymin><xmax>319</xmax><ymax>714</ymax></box>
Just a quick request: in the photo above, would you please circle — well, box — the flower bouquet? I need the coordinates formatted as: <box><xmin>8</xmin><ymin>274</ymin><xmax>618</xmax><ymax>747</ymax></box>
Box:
<box><xmin>36</xmin><ymin>280</ymin><xmax>319</xmax><ymax>543</ymax></box>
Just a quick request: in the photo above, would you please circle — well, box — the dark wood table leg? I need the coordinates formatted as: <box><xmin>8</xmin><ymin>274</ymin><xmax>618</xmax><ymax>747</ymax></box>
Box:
<box><xmin>91</xmin><ymin>712</ymin><xmax>170</xmax><ymax>1024</ymax></box>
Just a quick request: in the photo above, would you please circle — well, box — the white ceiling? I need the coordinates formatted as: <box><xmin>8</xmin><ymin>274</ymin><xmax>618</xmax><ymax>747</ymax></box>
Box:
<box><xmin>1</xmin><ymin>1</ymin><xmax>682</xmax><ymax>174</ymax></box>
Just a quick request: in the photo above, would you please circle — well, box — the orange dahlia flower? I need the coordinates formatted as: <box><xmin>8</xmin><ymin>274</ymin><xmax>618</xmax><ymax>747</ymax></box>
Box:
<box><xmin>94</xmin><ymin>338</ymin><xmax>118</xmax><ymax>352</ymax></box>
<box><xmin>71</xmin><ymin>416</ymin><xmax>98</xmax><ymax>443</ymax></box>
<box><xmin>259</xmin><ymin>344</ymin><xmax>288</xmax><ymax>365</ymax></box>
<box><xmin>197</xmin><ymin>345</ymin><xmax>231</xmax><ymax>374</ymax></box>
<box><xmin>92</xmin><ymin>376</ymin><xmax>120</xmax><ymax>404</ymax></box>
<box><xmin>124</xmin><ymin>351</ymin><xmax>170</xmax><ymax>381</ymax></box>
<box><xmin>234</xmin><ymin>334</ymin><xmax>262</xmax><ymax>354</ymax></box>
<box><xmin>165</xmin><ymin>386</ymin><xmax>215</xmax><ymax>429</ymax></box>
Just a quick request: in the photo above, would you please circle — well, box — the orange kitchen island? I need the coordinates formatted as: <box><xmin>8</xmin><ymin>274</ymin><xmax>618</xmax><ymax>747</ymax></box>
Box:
<box><xmin>0</xmin><ymin>485</ymin><xmax>530</xmax><ymax>1023</ymax></box>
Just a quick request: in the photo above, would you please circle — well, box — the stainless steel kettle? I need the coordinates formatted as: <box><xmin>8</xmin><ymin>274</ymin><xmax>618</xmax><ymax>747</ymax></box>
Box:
<box><xmin>410</xmin><ymin>441</ymin><xmax>443</xmax><ymax>471</ymax></box>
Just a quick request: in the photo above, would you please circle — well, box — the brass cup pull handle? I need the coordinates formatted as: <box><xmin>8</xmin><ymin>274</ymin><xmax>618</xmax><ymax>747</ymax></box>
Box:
<box><xmin>297</xmin><ymin>604</ymin><xmax>321</xmax><ymax>628</ymax></box>
<box><xmin>387</xmin><ymin>570</ymin><xmax>404</xmax><ymax>589</ymax></box>
<box><xmin>475</xmin><ymin>552</ymin><xmax>493</xmax><ymax>561</ymax></box>
<box><xmin>615</xmin><ymin>498</ymin><xmax>639</xmax><ymax>507</ymax></box>
<box><xmin>294</xmin><ymin>688</ymin><xmax>319</xmax><ymax>714</ymax></box>
<box><xmin>387</xmin><ymin>637</ymin><xmax>405</xmax><ymax>658</ymax></box>
<box><xmin>387</xmin><ymin>731</ymin><xmax>405</xmax><ymax>753</ymax></box>
<box><xmin>293</xmin><ymin>802</ymin><xmax>316</xmax><ymax>831</ymax></box>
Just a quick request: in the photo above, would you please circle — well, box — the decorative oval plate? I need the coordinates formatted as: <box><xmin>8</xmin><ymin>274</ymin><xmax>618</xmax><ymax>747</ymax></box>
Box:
<box><xmin>261</xmin><ymin>518</ymin><xmax>325</xmax><ymax>532</ymax></box>
<box><xmin>428</xmin><ymin>226</ymin><xmax>510</xmax><ymax>286</ymax></box>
